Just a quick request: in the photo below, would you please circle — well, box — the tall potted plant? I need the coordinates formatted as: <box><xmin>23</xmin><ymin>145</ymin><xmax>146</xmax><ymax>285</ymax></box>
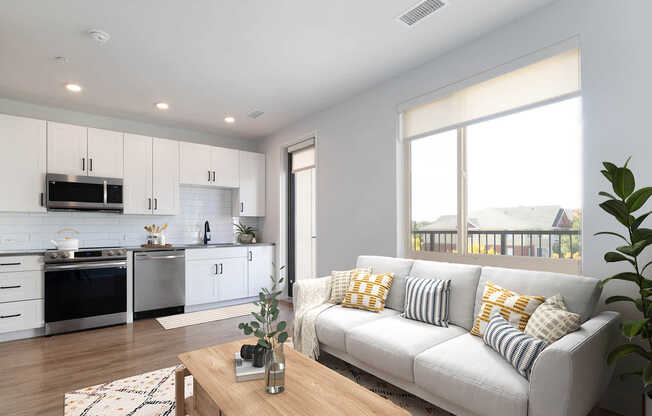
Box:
<box><xmin>597</xmin><ymin>158</ymin><xmax>652</xmax><ymax>411</ymax></box>
<box><xmin>238</xmin><ymin>265</ymin><xmax>289</xmax><ymax>394</ymax></box>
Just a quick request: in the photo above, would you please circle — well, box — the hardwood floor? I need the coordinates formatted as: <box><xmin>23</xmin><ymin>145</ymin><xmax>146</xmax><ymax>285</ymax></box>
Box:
<box><xmin>0</xmin><ymin>304</ymin><xmax>293</xmax><ymax>416</ymax></box>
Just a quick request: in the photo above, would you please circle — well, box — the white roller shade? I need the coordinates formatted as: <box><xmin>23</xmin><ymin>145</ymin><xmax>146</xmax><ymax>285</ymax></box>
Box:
<box><xmin>291</xmin><ymin>145</ymin><xmax>315</xmax><ymax>173</ymax></box>
<box><xmin>403</xmin><ymin>48</ymin><xmax>580</xmax><ymax>139</ymax></box>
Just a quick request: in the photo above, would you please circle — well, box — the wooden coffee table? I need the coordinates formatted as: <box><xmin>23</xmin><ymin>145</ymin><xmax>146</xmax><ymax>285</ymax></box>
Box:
<box><xmin>176</xmin><ymin>338</ymin><xmax>410</xmax><ymax>416</ymax></box>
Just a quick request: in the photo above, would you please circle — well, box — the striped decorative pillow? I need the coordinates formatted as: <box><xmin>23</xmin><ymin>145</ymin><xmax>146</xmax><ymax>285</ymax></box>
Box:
<box><xmin>342</xmin><ymin>272</ymin><xmax>394</xmax><ymax>312</ymax></box>
<box><xmin>328</xmin><ymin>267</ymin><xmax>372</xmax><ymax>304</ymax></box>
<box><xmin>402</xmin><ymin>277</ymin><xmax>451</xmax><ymax>327</ymax></box>
<box><xmin>483</xmin><ymin>312</ymin><xmax>548</xmax><ymax>379</ymax></box>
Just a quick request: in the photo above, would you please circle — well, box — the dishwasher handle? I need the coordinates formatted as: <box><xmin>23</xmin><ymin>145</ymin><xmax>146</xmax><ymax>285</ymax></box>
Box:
<box><xmin>136</xmin><ymin>254</ymin><xmax>185</xmax><ymax>260</ymax></box>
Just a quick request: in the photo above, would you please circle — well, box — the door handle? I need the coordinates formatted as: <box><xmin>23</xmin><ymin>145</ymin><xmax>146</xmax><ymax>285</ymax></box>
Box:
<box><xmin>0</xmin><ymin>314</ymin><xmax>21</xmax><ymax>319</ymax></box>
<box><xmin>82</xmin><ymin>158</ymin><xmax>85</xmax><ymax>172</ymax></box>
<box><xmin>148</xmin><ymin>198</ymin><xmax>152</xmax><ymax>210</ymax></box>
<box><xmin>0</xmin><ymin>285</ymin><xmax>21</xmax><ymax>289</ymax></box>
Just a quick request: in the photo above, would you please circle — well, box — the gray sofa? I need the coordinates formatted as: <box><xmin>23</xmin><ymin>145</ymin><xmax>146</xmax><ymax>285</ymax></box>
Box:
<box><xmin>293</xmin><ymin>256</ymin><xmax>620</xmax><ymax>416</ymax></box>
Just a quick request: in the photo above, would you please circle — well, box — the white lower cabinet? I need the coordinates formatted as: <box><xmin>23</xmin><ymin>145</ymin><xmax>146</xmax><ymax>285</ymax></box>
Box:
<box><xmin>0</xmin><ymin>299</ymin><xmax>44</xmax><ymax>334</ymax></box>
<box><xmin>185</xmin><ymin>246</ymin><xmax>274</xmax><ymax>308</ymax></box>
<box><xmin>0</xmin><ymin>255</ymin><xmax>44</xmax><ymax>337</ymax></box>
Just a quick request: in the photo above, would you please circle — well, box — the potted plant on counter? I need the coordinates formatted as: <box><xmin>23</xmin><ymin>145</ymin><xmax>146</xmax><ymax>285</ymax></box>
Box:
<box><xmin>234</xmin><ymin>222</ymin><xmax>256</xmax><ymax>244</ymax></box>
<box><xmin>596</xmin><ymin>157</ymin><xmax>652</xmax><ymax>414</ymax></box>
<box><xmin>238</xmin><ymin>265</ymin><xmax>288</xmax><ymax>394</ymax></box>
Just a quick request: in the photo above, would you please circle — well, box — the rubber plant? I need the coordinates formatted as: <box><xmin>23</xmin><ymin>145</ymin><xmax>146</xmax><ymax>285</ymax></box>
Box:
<box><xmin>597</xmin><ymin>157</ymin><xmax>652</xmax><ymax>387</ymax></box>
<box><xmin>238</xmin><ymin>265</ymin><xmax>289</xmax><ymax>349</ymax></box>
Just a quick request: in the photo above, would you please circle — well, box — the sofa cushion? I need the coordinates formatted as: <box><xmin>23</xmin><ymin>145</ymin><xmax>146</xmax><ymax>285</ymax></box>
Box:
<box><xmin>356</xmin><ymin>256</ymin><xmax>414</xmax><ymax>312</ymax></box>
<box><xmin>414</xmin><ymin>333</ymin><xmax>529</xmax><ymax>416</ymax></box>
<box><xmin>346</xmin><ymin>315</ymin><xmax>466</xmax><ymax>382</ymax></box>
<box><xmin>409</xmin><ymin>260</ymin><xmax>482</xmax><ymax>330</ymax></box>
<box><xmin>474</xmin><ymin>267</ymin><xmax>601</xmax><ymax>323</ymax></box>
<box><xmin>315</xmin><ymin>305</ymin><xmax>399</xmax><ymax>351</ymax></box>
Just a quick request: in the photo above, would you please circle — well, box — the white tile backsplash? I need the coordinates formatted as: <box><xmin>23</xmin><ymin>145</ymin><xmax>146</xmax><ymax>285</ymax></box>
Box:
<box><xmin>0</xmin><ymin>186</ymin><xmax>261</xmax><ymax>250</ymax></box>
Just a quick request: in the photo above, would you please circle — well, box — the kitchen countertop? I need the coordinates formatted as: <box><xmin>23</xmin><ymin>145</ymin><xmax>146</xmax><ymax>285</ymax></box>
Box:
<box><xmin>0</xmin><ymin>242</ymin><xmax>275</xmax><ymax>257</ymax></box>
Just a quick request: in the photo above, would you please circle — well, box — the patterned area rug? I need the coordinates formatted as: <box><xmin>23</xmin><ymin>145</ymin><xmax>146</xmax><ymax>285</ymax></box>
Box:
<box><xmin>64</xmin><ymin>353</ymin><xmax>452</xmax><ymax>415</ymax></box>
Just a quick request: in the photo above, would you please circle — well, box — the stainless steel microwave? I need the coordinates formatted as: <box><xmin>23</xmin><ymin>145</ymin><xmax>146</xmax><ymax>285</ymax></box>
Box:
<box><xmin>46</xmin><ymin>174</ymin><xmax>123</xmax><ymax>212</ymax></box>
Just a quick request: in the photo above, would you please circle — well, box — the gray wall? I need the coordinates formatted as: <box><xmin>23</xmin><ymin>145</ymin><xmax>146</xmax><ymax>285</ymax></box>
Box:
<box><xmin>260</xmin><ymin>0</ymin><xmax>652</xmax><ymax>414</ymax></box>
<box><xmin>0</xmin><ymin>97</ymin><xmax>260</xmax><ymax>151</ymax></box>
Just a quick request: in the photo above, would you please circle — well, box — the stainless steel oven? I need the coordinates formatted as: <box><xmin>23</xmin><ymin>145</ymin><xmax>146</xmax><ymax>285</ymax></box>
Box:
<box><xmin>46</xmin><ymin>173</ymin><xmax>123</xmax><ymax>212</ymax></box>
<box><xmin>44</xmin><ymin>248</ymin><xmax>127</xmax><ymax>335</ymax></box>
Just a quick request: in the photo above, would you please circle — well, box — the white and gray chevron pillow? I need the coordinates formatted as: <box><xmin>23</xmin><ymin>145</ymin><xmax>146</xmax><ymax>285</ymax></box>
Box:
<box><xmin>402</xmin><ymin>277</ymin><xmax>451</xmax><ymax>327</ymax></box>
<box><xmin>483</xmin><ymin>312</ymin><xmax>547</xmax><ymax>379</ymax></box>
<box><xmin>524</xmin><ymin>294</ymin><xmax>581</xmax><ymax>344</ymax></box>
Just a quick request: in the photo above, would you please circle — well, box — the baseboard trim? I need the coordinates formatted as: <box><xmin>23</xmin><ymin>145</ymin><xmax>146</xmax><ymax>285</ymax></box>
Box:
<box><xmin>0</xmin><ymin>327</ymin><xmax>45</xmax><ymax>343</ymax></box>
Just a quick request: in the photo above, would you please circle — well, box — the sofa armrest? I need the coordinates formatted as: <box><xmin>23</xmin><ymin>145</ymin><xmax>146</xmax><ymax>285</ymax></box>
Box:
<box><xmin>293</xmin><ymin>276</ymin><xmax>331</xmax><ymax>315</ymax></box>
<box><xmin>528</xmin><ymin>311</ymin><xmax>620</xmax><ymax>416</ymax></box>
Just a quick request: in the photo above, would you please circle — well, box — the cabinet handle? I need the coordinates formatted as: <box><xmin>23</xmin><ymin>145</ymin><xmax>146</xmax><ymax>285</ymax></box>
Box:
<box><xmin>212</xmin><ymin>171</ymin><xmax>215</xmax><ymax>182</ymax></box>
<box><xmin>214</xmin><ymin>264</ymin><xmax>219</xmax><ymax>275</ymax></box>
<box><xmin>248</xmin><ymin>251</ymin><xmax>252</xmax><ymax>261</ymax></box>
<box><xmin>154</xmin><ymin>198</ymin><xmax>158</xmax><ymax>210</ymax></box>
<box><xmin>148</xmin><ymin>198</ymin><xmax>152</xmax><ymax>210</ymax></box>
<box><xmin>0</xmin><ymin>262</ymin><xmax>20</xmax><ymax>266</ymax></box>
<box><xmin>0</xmin><ymin>314</ymin><xmax>21</xmax><ymax>319</ymax></box>
<box><xmin>240</xmin><ymin>202</ymin><xmax>244</xmax><ymax>213</ymax></box>
<box><xmin>219</xmin><ymin>263</ymin><xmax>223</xmax><ymax>274</ymax></box>
<box><xmin>40</xmin><ymin>192</ymin><xmax>44</xmax><ymax>207</ymax></box>
<box><xmin>0</xmin><ymin>285</ymin><xmax>21</xmax><ymax>289</ymax></box>
<box><xmin>208</xmin><ymin>170</ymin><xmax>211</xmax><ymax>182</ymax></box>
<box><xmin>82</xmin><ymin>158</ymin><xmax>85</xmax><ymax>171</ymax></box>
<box><xmin>89</xmin><ymin>158</ymin><xmax>93</xmax><ymax>172</ymax></box>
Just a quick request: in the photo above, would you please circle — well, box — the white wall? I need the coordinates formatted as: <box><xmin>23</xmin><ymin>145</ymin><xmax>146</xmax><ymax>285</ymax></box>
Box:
<box><xmin>261</xmin><ymin>1</ymin><xmax>652</xmax><ymax>414</ymax></box>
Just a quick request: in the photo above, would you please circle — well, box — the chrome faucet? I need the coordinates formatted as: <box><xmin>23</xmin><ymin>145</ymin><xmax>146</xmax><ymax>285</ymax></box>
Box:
<box><xmin>203</xmin><ymin>221</ymin><xmax>211</xmax><ymax>245</ymax></box>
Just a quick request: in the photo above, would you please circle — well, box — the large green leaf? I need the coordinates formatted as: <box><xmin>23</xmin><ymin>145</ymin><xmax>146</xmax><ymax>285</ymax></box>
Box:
<box><xmin>603</xmin><ymin>162</ymin><xmax>618</xmax><ymax>177</ymax></box>
<box><xmin>642</xmin><ymin>259</ymin><xmax>652</xmax><ymax>274</ymax></box>
<box><xmin>601</xmin><ymin>272</ymin><xmax>640</xmax><ymax>287</ymax></box>
<box><xmin>627</xmin><ymin>187</ymin><xmax>652</xmax><ymax>212</ymax></box>
<box><xmin>594</xmin><ymin>231</ymin><xmax>630</xmax><ymax>243</ymax></box>
<box><xmin>608</xmin><ymin>343</ymin><xmax>651</xmax><ymax>365</ymax></box>
<box><xmin>278</xmin><ymin>332</ymin><xmax>289</xmax><ymax>343</ymax></box>
<box><xmin>613</xmin><ymin>167</ymin><xmax>636</xmax><ymax>199</ymax></box>
<box><xmin>604</xmin><ymin>252</ymin><xmax>634</xmax><ymax>265</ymax></box>
<box><xmin>277</xmin><ymin>321</ymin><xmax>287</xmax><ymax>332</ymax></box>
<box><xmin>623</xmin><ymin>319</ymin><xmax>650</xmax><ymax>338</ymax></box>
<box><xmin>600</xmin><ymin>199</ymin><xmax>631</xmax><ymax>226</ymax></box>
<box><xmin>632</xmin><ymin>228</ymin><xmax>652</xmax><ymax>243</ymax></box>
<box><xmin>599</xmin><ymin>191</ymin><xmax>619</xmax><ymax>200</ymax></box>
<box><xmin>605</xmin><ymin>295</ymin><xmax>637</xmax><ymax>305</ymax></box>
<box><xmin>617</xmin><ymin>240</ymin><xmax>652</xmax><ymax>257</ymax></box>
<box><xmin>633</xmin><ymin>211</ymin><xmax>652</xmax><ymax>229</ymax></box>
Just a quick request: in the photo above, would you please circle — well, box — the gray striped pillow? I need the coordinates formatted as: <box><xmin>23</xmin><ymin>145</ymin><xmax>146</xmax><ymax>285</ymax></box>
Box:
<box><xmin>483</xmin><ymin>312</ymin><xmax>548</xmax><ymax>379</ymax></box>
<box><xmin>401</xmin><ymin>277</ymin><xmax>451</xmax><ymax>327</ymax></box>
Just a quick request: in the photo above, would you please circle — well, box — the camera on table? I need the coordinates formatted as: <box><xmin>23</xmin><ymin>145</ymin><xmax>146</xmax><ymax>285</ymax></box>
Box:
<box><xmin>240</xmin><ymin>344</ymin><xmax>266</xmax><ymax>368</ymax></box>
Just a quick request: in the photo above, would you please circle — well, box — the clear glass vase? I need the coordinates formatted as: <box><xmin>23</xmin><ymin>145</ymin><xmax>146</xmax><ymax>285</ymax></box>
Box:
<box><xmin>265</xmin><ymin>343</ymin><xmax>285</xmax><ymax>394</ymax></box>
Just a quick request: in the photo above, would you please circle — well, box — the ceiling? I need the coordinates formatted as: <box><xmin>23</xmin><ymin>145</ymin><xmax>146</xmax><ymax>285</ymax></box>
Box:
<box><xmin>0</xmin><ymin>0</ymin><xmax>555</xmax><ymax>140</ymax></box>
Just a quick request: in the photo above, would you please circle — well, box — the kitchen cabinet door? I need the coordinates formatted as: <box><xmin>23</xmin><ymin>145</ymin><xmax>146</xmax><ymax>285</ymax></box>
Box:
<box><xmin>216</xmin><ymin>257</ymin><xmax>248</xmax><ymax>301</ymax></box>
<box><xmin>210</xmin><ymin>146</ymin><xmax>239</xmax><ymax>188</ymax></box>
<box><xmin>153</xmin><ymin>138</ymin><xmax>179</xmax><ymax>215</ymax></box>
<box><xmin>247</xmin><ymin>246</ymin><xmax>274</xmax><ymax>296</ymax></box>
<box><xmin>87</xmin><ymin>128</ymin><xmax>124</xmax><ymax>178</ymax></box>
<box><xmin>123</xmin><ymin>134</ymin><xmax>153</xmax><ymax>214</ymax></box>
<box><xmin>47</xmin><ymin>122</ymin><xmax>87</xmax><ymax>175</ymax></box>
<box><xmin>180</xmin><ymin>142</ymin><xmax>211</xmax><ymax>186</ymax></box>
<box><xmin>185</xmin><ymin>259</ymin><xmax>219</xmax><ymax>306</ymax></box>
<box><xmin>0</xmin><ymin>114</ymin><xmax>46</xmax><ymax>212</ymax></box>
<box><xmin>236</xmin><ymin>151</ymin><xmax>265</xmax><ymax>217</ymax></box>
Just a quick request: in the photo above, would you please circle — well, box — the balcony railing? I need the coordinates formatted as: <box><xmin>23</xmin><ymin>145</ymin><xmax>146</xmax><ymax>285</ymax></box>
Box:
<box><xmin>411</xmin><ymin>229</ymin><xmax>581</xmax><ymax>259</ymax></box>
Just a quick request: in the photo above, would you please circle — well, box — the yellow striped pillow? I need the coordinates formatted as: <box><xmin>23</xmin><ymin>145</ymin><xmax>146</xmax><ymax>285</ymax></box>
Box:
<box><xmin>470</xmin><ymin>282</ymin><xmax>544</xmax><ymax>337</ymax></box>
<box><xmin>342</xmin><ymin>272</ymin><xmax>394</xmax><ymax>313</ymax></box>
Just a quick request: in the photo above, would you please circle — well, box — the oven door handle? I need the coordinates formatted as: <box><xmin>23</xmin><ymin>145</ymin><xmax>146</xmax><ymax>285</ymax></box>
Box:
<box><xmin>45</xmin><ymin>261</ymin><xmax>127</xmax><ymax>272</ymax></box>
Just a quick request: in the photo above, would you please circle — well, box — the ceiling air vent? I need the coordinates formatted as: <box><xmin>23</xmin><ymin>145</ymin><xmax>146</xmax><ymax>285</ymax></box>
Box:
<box><xmin>398</xmin><ymin>0</ymin><xmax>446</xmax><ymax>26</ymax></box>
<box><xmin>248</xmin><ymin>110</ymin><xmax>264</xmax><ymax>119</ymax></box>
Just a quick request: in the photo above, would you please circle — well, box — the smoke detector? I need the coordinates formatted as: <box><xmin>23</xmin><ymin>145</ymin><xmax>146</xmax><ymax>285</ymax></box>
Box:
<box><xmin>88</xmin><ymin>29</ymin><xmax>111</xmax><ymax>43</ymax></box>
<box><xmin>247</xmin><ymin>110</ymin><xmax>264</xmax><ymax>119</ymax></box>
<box><xmin>397</xmin><ymin>0</ymin><xmax>446</xmax><ymax>26</ymax></box>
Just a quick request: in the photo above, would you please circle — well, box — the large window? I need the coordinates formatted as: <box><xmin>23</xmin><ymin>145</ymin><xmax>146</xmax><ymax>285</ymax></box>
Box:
<box><xmin>406</xmin><ymin>47</ymin><xmax>582</xmax><ymax>271</ymax></box>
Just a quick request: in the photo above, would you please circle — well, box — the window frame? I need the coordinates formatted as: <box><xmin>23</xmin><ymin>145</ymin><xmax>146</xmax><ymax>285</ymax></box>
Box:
<box><xmin>403</xmin><ymin>96</ymin><xmax>582</xmax><ymax>274</ymax></box>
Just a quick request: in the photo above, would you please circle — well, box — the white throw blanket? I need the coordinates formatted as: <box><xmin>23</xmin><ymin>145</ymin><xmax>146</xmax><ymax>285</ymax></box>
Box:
<box><xmin>292</xmin><ymin>276</ymin><xmax>333</xmax><ymax>359</ymax></box>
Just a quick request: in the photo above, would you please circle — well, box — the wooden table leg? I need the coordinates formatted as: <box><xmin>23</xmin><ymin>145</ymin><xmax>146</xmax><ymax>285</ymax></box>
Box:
<box><xmin>176</xmin><ymin>365</ymin><xmax>190</xmax><ymax>415</ymax></box>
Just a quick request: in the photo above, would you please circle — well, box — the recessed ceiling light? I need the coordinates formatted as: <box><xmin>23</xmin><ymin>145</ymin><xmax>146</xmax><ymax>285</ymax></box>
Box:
<box><xmin>65</xmin><ymin>83</ymin><xmax>82</xmax><ymax>93</ymax></box>
<box><xmin>224</xmin><ymin>116</ymin><xmax>235</xmax><ymax>123</ymax></box>
<box><xmin>88</xmin><ymin>29</ymin><xmax>111</xmax><ymax>44</ymax></box>
<box><xmin>155</xmin><ymin>102</ymin><xmax>169</xmax><ymax>110</ymax></box>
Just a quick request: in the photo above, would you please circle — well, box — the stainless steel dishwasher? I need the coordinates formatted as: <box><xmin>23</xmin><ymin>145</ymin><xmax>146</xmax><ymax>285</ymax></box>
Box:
<box><xmin>134</xmin><ymin>250</ymin><xmax>185</xmax><ymax>319</ymax></box>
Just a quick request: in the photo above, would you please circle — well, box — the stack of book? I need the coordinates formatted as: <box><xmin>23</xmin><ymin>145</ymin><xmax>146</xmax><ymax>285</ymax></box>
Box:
<box><xmin>234</xmin><ymin>352</ymin><xmax>265</xmax><ymax>382</ymax></box>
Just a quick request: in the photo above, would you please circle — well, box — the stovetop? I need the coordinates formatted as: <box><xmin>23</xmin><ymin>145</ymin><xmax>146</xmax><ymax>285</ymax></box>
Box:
<box><xmin>44</xmin><ymin>247</ymin><xmax>128</xmax><ymax>263</ymax></box>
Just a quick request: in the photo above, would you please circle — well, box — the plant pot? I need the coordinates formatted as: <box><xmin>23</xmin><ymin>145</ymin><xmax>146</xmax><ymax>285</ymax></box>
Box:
<box><xmin>238</xmin><ymin>234</ymin><xmax>254</xmax><ymax>244</ymax></box>
<box><xmin>265</xmin><ymin>343</ymin><xmax>285</xmax><ymax>394</ymax></box>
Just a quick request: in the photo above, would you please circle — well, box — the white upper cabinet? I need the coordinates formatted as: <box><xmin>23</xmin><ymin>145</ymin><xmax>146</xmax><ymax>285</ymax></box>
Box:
<box><xmin>180</xmin><ymin>142</ymin><xmax>211</xmax><ymax>186</ymax></box>
<box><xmin>47</xmin><ymin>123</ymin><xmax>124</xmax><ymax>178</ymax></box>
<box><xmin>152</xmin><ymin>137</ymin><xmax>179</xmax><ymax>215</ymax></box>
<box><xmin>123</xmin><ymin>133</ymin><xmax>153</xmax><ymax>215</ymax></box>
<box><xmin>235</xmin><ymin>151</ymin><xmax>266</xmax><ymax>217</ymax></box>
<box><xmin>87</xmin><ymin>128</ymin><xmax>124</xmax><ymax>178</ymax></box>
<box><xmin>47</xmin><ymin>122</ymin><xmax>87</xmax><ymax>176</ymax></box>
<box><xmin>0</xmin><ymin>114</ymin><xmax>46</xmax><ymax>213</ymax></box>
<box><xmin>210</xmin><ymin>147</ymin><xmax>239</xmax><ymax>188</ymax></box>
